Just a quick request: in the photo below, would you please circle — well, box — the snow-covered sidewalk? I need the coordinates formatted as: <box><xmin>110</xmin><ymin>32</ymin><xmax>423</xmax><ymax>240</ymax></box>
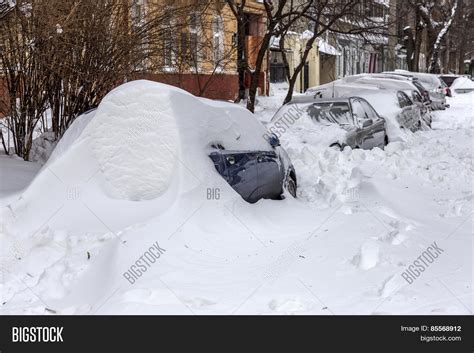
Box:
<box><xmin>0</xmin><ymin>90</ymin><xmax>472</xmax><ymax>315</ymax></box>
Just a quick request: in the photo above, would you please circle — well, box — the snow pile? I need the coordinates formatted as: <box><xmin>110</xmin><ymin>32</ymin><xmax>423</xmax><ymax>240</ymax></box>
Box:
<box><xmin>85</xmin><ymin>86</ymin><xmax>180</xmax><ymax>201</ymax></box>
<box><xmin>267</xmin><ymin>101</ymin><xmax>364</xmax><ymax>205</ymax></box>
<box><xmin>431</xmin><ymin>92</ymin><xmax>474</xmax><ymax>130</ymax></box>
<box><xmin>450</xmin><ymin>77</ymin><xmax>474</xmax><ymax>94</ymax></box>
<box><xmin>27</xmin><ymin>81</ymin><xmax>271</xmax><ymax>202</ymax></box>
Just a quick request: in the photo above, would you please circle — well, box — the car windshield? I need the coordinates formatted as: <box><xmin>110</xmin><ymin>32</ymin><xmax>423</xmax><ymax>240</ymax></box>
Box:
<box><xmin>307</xmin><ymin>102</ymin><xmax>353</xmax><ymax>126</ymax></box>
<box><xmin>440</xmin><ymin>76</ymin><xmax>457</xmax><ymax>87</ymax></box>
<box><xmin>416</xmin><ymin>75</ymin><xmax>441</xmax><ymax>89</ymax></box>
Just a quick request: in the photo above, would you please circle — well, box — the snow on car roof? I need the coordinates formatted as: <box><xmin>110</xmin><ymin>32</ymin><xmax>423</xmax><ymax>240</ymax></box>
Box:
<box><xmin>289</xmin><ymin>95</ymin><xmax>350</xmax><ymax>104</ymax></box>
<box><xmin>348</xmin><ymin>77</ymin><xmax>417</xmax><ymax>91</ymax></box>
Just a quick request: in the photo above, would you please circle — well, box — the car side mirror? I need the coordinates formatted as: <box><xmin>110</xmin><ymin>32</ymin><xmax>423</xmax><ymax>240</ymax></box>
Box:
<box><xmin>362</xmin><ymin>119</ymin><xmax>373</xmax><ymax>128</ymax></box>
<box><xmin>268</xmin><ymin>133</ymin><xmax>281</xmax><ymax>148</ymax></box>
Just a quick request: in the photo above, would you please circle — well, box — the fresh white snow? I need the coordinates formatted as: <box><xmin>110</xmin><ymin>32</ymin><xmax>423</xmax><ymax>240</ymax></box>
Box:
<box><xmin>0</xmin><ymin>83</ymin><xmax>472</xmax><ymax>315</ymax></box>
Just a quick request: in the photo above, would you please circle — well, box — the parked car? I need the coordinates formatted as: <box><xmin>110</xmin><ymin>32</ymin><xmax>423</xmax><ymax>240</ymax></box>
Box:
<box><xmin>439</xmin><ymin>74</ymin><xmax>460</xmax><ymax>87</ymax></box>
<box><xmin>384</xmin><ymin>70</ymin><xmax>448</xmax><ymax>110</ymax></box>
<box><xmin>345</xmin><ymin>76</ymin><xmax>432</xmax><ymax>128</ymax></box>
<box><xmin>306</xmin><ymin>82</ymin><xmax>422</xmax><ymax>134</ymax></box>
<box><xmin>450</xmin><ymin>76</ymin><xmax>474</xmax><ymax>94</ymax></box>
<box><xmin>345</xmin><ymin>73</ymin><xmax>433</xmax><ymax>106</ymax></box>
<box><xmin>272</xmin><ymin>96</ymin><xmax>387</xmax><ymax>150</ymax></box>
<box><xmin>209</xmin><ymin>136</ymin><xmax>297</xmax><ymax>203</ymax></box>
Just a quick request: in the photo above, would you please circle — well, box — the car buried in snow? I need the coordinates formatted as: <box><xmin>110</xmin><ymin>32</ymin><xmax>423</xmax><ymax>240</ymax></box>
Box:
<box><xmin>339</xmin><ymin>75</ymin><xmax>432</xmax><ymax>128</ymax></box>
<box><xmin>208</xmin><ymin>137</ymin><xmax>297</xmax><ymax>204</ymax></box>
<box><xmin>200</xmin><ymin>99</ymin><xmax>297</xmax><ymax>204</ymax></box>
<box><xmin>383</xmin><ymin>70</ymin><xmax>448</xmax><ymax>110</ymax></box>
<box><xmin>306</xmin><ymin>81</ymin><xmax>423</xmax><ymax>137</ymax></box>
<box><xmin>271</xmin><ymin>96</ymin><xmax>388</xmax><ymax>151</ymax></box>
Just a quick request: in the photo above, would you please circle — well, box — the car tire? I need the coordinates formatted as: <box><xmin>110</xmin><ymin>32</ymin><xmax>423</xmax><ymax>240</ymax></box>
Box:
<box><xmin>286</xmin><ymin>176</ymin><xmax>297</xmax><ymax>198</ymax></box>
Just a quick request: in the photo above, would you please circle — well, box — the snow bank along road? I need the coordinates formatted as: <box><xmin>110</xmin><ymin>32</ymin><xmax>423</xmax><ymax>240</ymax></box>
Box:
<box><xmin>0</xmin><ymin>88</ymin><xmax>472</xmax><ymax>315</ymax></box>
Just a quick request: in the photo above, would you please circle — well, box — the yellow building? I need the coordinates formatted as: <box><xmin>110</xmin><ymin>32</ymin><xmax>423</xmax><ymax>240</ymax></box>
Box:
<box><xmin>269</xmin><ymin>31</ymin><xmax>339</xmax><ymax>93</ymax></box>
<box><xmin>133</xmin><ymin>0</ymin><xmax>269</xmax><ymax>100</ymax></box>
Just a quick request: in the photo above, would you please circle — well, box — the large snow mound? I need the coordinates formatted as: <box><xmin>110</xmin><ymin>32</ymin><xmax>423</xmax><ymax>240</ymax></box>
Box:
<box><xmin>85</xmin><ymin>85</ymin><xmax>180</xmax><ymax>200</ymax></box>
<box><xmin>450</xmin><ymin>77</ymin><xmax>474</xmax><ymax>94</ymax></box>
<box><xmin>84</xmin><ymin>80</ymin><xmax>273</xmax><ymax>200</ymax></box>
<box><xmin>48</xmin><ymin>81</ymin><xmax>272</xmax><ymax>201</ymax></box>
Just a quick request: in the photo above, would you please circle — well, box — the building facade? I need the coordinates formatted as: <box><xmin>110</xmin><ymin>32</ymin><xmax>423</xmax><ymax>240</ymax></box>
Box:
<box><xmin>134</xmin><ymin>0</ymin><xmax>269</xmax><ymax>101</ymax></box>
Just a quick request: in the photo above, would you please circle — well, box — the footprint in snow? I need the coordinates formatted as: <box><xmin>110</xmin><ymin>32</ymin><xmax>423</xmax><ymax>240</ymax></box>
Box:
<box><xmin>268</xmin><ymin>297</ymin><xmax>311</xmax><ymax>313</ymax></box>
<box><xmin>351</xmin><ymin>241</ymin><xmax>379</xmax><ymax>270</ymax></box>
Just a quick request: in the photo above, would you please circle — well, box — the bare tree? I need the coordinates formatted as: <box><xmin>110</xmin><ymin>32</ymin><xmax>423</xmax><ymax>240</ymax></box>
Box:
<box><xmin>226</xmin><ymin>0</ymin><xmax>316</xmax><ymax>112</ymax></box>
<box><xmin>280</xmin><ymin>0</ymin><xmax>388</xmax><ymax>103</ymax></box>
<box><xmin>0</xmin><ymin>0</ymin><xmax>185</xmax><ymax>160</ymax></box>
<box><xmin>0</xmin><ymin>0</ymin><xmax>50</xmax><ymax>159</ymax></box>
<box><xmin>408</xmin><ymin>0</ymin><xmax>459</xmax><ymax>73</ymax></box>
<box><xmin>226</xmin><ymin>0</ymin><xmax>388</xmax><ymax>111</ymax></box>
<box><xmin>159</xmin><ymin>2</ymin><xmax>238</xmax><ymax>98</ymax></box>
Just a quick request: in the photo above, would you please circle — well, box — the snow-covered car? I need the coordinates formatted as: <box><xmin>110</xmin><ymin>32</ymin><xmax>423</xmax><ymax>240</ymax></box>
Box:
<box><xmin>271</xmin><ymin>96</ymin><xmax>387</xmax><ymax>150</ymax></box>
<box><xmin>384</xmin><ymin>70</ymin><xmax>448</xmax><ymax>110</ymax></box>
<box><xmin>450</xmin><ymin>76</ymin><xmax>474</xmax><ymax>94</ymax></box>
<box><xmin>209</xmin><ymin>138</ymin><xmax>297</xmax><ymax>203</ymax></box>
<box><xmin>339</xmin><ymin>75</ymin><xmax>432</xmax><ymax>128</ymax></box>
<box><xmin>33</xmin><ymin>81</ymin><xmax>298</xmax><ymax>207</ymax></box>
<box><xmin>172</xmin><ymin>92</ymin><xmax>298</xmax><ymax>204</ymax></box>
<box><xmin>438</xmin><ymin>74</ymin><xmax>462</xmax><ymax>87</ymax></box>
<box><xmin>306</xmin><ymin>82</ymin><xmax>422</xmax><ymax>138</ymax></box>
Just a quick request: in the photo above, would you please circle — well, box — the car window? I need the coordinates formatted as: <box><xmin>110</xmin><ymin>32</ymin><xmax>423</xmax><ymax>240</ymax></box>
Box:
<box><xmin>417</xmin><ymin>75</ymin><xmax>440</xmax><ymax>89</ymax></box>
<box><xmin>397</xmin><ymin>91</ymin><xmax>413</xmax><ymax>108</ymax></box>
<box><xmin>307</xmin><ymin>102</ymin><xmax>353</xmax><ymax>126</ymax></box>
<box><xmin>358</xmin><ymin>99</ymin><xmax>378</xmax><ymax>120</ymax></box>
<box><xmin>350</xmin><ymin>98</ymin><xmax>368</xmax><ymax>121</ymax></box>
<box><xmin>412</xmin><ymin>91</ymin><xmax>422</xmax><ymax>103</ymax></box>
<box><xmin>412</xmin><ymin>81</ymin><xmax>425</xmax><ymax>92</ymax></box>
<box><xmin>440</xmin><ymin>76</ymin><xmax>457</xmax><ymax>86</ymax></box>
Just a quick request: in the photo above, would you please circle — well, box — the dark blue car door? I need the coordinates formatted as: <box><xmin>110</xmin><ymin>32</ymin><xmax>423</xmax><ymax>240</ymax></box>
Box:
<box><xmin>256</xmin><ymin>151</ymin><xmax>283</xmax><ymax>199</ymax></box>
<box><xmin>219</xmin><ymin>151</ymin><xmax>260</xmax><ymax>203</ymax></box>
<box><xmin>209</xmin><ymin>149</ymin><xmax>283</xmax><ymax>203</ymax></box>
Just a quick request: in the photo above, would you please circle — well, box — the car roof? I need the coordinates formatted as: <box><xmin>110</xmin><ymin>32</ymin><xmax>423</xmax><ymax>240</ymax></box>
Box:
<box><xmin>439</xmin><ymin>74</ymin><xmax>460</xmax><ymax>77</ymax></box>
<box><xmin>289</xmin><ymin>95</ymin><xmax>351</xmax><ymax>104</ymax></box>
<box><xmin>348</xmin><ymin>77</ymin><xmax>417</xmax><ymax>89</ymax></box>
<box><xmin>354</xmin><ymin>73</ymin><xmax>414</xmax><ymax>81</ymax></box>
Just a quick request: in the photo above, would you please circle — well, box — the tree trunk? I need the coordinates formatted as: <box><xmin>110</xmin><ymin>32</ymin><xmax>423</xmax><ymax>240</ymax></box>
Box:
<box><xmin>413</xmin><ymin>11</ymin><xmax>422</xmax><ymax>72</ymax></box>
<box><xmin>404</xmin><ymin>28</ymin><xmax>415</xmax><ymax>71</ymax></box>
<box><xmin>283</xmin><ymin>37</ymin><xmax>317</xmax><ymax>104</ymax></box>
<box><xmin>246</xmin><ymin>32</ymin><xmax>272</xmax><ymax>113</ymax></box>
<box><xmin>236</xmin><ymin>18</ymin><xmax>247</xmax><ymax>102</ymax></box>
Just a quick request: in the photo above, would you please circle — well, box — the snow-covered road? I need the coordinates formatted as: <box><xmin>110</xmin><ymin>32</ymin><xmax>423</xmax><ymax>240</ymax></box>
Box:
<box><xmin>0</xmin><ymin>91</ymin><xmax>472</xmax><ymax>315</ymax></box>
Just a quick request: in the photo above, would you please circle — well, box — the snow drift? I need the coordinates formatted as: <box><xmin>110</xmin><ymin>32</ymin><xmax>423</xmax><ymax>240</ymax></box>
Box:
<box><xmin>450</xmin><ymin>77</ymin><xmax>474</xmax><ymax>95</ymax></box>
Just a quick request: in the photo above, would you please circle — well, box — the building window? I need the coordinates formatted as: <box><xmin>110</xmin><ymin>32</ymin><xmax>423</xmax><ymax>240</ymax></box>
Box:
<box><xmin>212</xmin><ymin>15</ymin><xmax>224</xmax><ymax>66</ymax></box>
<box><xmin>163</xmin><ymin>19</ymin><xmax>175</xmax><ymax>68</ymax></box>
<box><xmin>189</xmin><ymin>12</ymin><xmax>201</xmax><ymax>66</ymax></box>
<box><xmin>131</xmin><ymin>0</ymin><xmax>146</xmax><ymax>26</ymax></box>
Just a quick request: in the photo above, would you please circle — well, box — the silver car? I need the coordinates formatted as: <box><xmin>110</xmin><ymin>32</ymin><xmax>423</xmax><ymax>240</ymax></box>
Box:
<box><xmin>384</xmin><ymin>71</ymin><xmax>447</xmax><ymax>110</ymax></box>
<box><xmin>279</xmin><ymin>96</ymin><xmax>388</xmax><ymax>150</ymax></box>
<box><xmin>342</xmin><ymin>75</ymin><xmax>431</xmax><ymax>128</ymax></box>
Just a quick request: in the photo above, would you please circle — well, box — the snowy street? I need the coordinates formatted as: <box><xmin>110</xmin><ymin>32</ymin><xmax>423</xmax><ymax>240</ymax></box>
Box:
<box><xmin>0</xmin><ymin>89</ymin><xmax>472</xmax><ymax>315</ymax></box>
